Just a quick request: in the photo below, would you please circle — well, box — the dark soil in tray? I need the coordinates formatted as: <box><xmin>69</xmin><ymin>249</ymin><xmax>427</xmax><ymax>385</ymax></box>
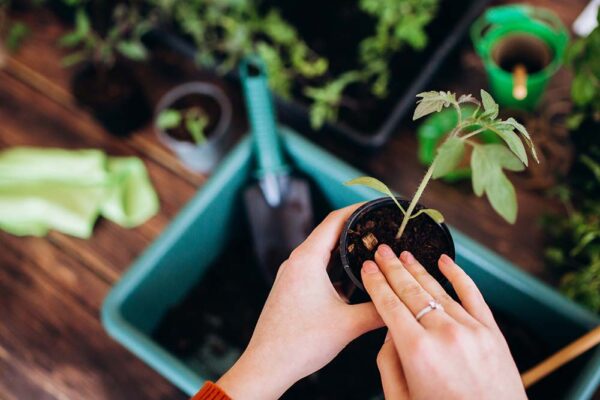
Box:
<box><xmin>344</xmin><ymin>201</ymin><xmax>453</xmax><ymax>288</ymax></box>
<box><xmin>262</xmin><ymin>0</ymin><xmax>479</xmax><ymax>134</ymax></box>
<box><xmin>163</xmin><ymin>94</ymin><xmax>222</xmax><ymax>143</ymax></box>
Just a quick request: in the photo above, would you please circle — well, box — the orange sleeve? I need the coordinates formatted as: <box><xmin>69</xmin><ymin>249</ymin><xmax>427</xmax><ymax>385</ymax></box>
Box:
<box><xmin>191</xmin><ymin>381</ymin><xmax>232</xmax><ymax>400</ymax></box>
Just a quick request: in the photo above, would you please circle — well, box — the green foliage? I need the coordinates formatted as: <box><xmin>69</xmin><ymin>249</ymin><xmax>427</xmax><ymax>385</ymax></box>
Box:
<box><xmin>544</xmin><ymin>156</ymin><xmax>600</xmax><ymax>312</ymax></box>
<box><xmin>59</xmin><ymin>4</ymin><xmax>155</xmax><ymax>67</ymax></box>
<box><xmin>565</xmin><ymin>9</ymin><xmax>600</xmax><ymax>129</ymax></box>
<box><xmin>347</xmin><ymin>90</ymin><xmax>537</xmax><ymax>239</ymax></box>
<box><xmin>157</xmin><ymin>106</ymin><xmax>209</xmax><ymax>145</ymax></box>
<box><xmin>152</xmin><ymin>0</ymin><xmax>438</xmax><ymax>129</ymax></box>
<box><xmin>0</xmin><ymin>0</ymin><xmax>30</xmax><ymax>53</ymax></box>
<box><xmin>6</xmin><ymin>22</ymin><xmax>29</xmax><ymax>52</ymax></box>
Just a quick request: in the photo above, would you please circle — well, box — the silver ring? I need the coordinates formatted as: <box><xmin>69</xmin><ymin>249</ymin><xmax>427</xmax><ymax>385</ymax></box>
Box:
<box><xmin>415</xmin><ymin>300</ymin><xmax>444</xmax><ymax>321</ymax></box>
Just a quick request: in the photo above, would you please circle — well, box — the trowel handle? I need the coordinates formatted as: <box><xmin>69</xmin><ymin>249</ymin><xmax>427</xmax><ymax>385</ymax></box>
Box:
<box><xmin>239</xmin><ymin>56</ymin><xmax>288</xmax><ymax>177</ymax></box>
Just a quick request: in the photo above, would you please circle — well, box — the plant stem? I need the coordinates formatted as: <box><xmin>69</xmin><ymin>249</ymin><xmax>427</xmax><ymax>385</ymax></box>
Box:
<box><xmin>395</xmin><ymin>158</ymin><xmax>438</xmax><ymax>240</ymax></box>
<box><xmin>460</xmin><ymin>127</ymin><xmax>484</xmax><ymax>141</ymax></box>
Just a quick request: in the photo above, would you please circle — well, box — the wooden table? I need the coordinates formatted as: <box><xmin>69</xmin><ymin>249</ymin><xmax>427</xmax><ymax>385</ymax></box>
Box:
<box><xmin>0</xmin><ymin>1</ymin><xmax>593</xmax><ymax>399</ymax></box>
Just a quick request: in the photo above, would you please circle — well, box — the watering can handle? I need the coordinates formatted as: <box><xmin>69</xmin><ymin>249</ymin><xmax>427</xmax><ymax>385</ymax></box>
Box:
<box><xmin>239</xmin><ymin>56</ymin><xmax>289</xmax><ymax>177</ymax></box>
<box><xmin>471</xmin><ymin>5</ymin><xmax>569</xmax><ymax>55</ymax></box>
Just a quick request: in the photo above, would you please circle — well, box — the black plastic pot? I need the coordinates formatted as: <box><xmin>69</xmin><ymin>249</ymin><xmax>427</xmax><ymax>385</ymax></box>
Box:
<box><xmin>147</xmin><ymin>0</ymin><xmax>490</xmax><ymax>148</ymax></box>
<box><xmin>330</xmin><ymin>197</ymin><xmax>455</xmax><ymax>302</ymax></box>
<box><xmin>71</xmin><ymin>62</ymin><xmax>151</xmax><ymax>136</ymax></box>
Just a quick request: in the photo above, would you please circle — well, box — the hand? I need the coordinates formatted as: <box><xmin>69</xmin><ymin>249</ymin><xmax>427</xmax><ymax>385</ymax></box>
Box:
<box><xmin>217</xmin><ymin>204</ymin><xmax>383</xmax><ymax>399</ymax></box>
<box><xmin>363</xmin><ymin>245</ymin><xmax>526</xmax><ymax>400</ymax></box>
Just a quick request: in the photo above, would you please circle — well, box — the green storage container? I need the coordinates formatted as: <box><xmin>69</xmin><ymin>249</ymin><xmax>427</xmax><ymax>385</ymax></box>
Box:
<box><xmin>102</xmin><ymin>130</ymin><xmax>600</xmax><ymax>399</ymax></box>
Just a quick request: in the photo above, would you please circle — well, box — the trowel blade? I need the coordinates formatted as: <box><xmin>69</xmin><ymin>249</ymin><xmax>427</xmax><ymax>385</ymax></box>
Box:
<box><xmin>244</xmin><ymin>178</ymin><xmax>314</xmax><ymax>283</ymax></box>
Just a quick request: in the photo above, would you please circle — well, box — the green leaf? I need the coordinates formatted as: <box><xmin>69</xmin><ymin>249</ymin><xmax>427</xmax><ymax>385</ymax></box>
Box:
<box><xmin>186</xmin><ymin>114</ymin><xmax>208</xmax><ymax>145</ymax></box>
<box><xmin>60</xmin><ymin>51</ymin><xmax>87</xmax><ymax>67</ymax></box>
<box><xmin>116</xmin><ymin>41</ymin><xmax>148</xmax><ymax>61</ymax></box>
<box><xmin>486</xmin><ymin>169</ymin><xmax>518</xmax><ymax>224</ymax></box>
<box><xmin>433</xmin><ymin>138</ymin><xmax>465</xmax><ymax>179</ymax></box>
<box><xmin>492</xmin><ymin>124</ymin><xmax>528</xmax><ymax>166</ymax></box>
<box><xmin>504</xmin><ymin>117</ymin><xmax>539</xmax><ymax>163</ymax></box>
<box><xmin>581</xmin><ymin>155</ymin><xmax>600</xmax><ymax>182</ymax></box>
<box><xmin>471</xmin><ymin>145</ymin><xmax>489</xmax><ymax>197</ymax></box>
<box><xmin>484</xmin><ymin>144</ymin><xmax>525</xmax><ymax>172</ymax></box>
<box><xmin>571</xmin><ymin>231</ymin><xmax>599</xmax><ymax>256</ymax></box>
<box><xmin>156</xmin><ymin>109</ymin><xmax>181</xmax><ymax>130</ymax></box>
<box><xmin>6</xmin><ymin>22</ymin><xmax>29</xmax><ymax>52</ymax></box>
<box><xmin>410</xmin><ymin>208</ymin><xmax>445</xmax><ymax>224</ymax></box>
<box><xmin>58</xmin><ymin>31</ymin><xmax>83</xmax><ymax>48</ymax></box>
<box><xmin>413</xmin><ymin>91</ymin><xmax>455</xmax><ymax>120</ymax></box>
<box><xmin>480</xmin><ymin>89</ymin><xmax>499</xmax><ymax>120</ymax></box>
<box><xmin>74</xmin><ymin>8</ymin><xmax>90</xmax><ymax>37</ymax></box>
<box><xmin>345</xmin><ymin>176</ymin><xmax>406</xmax><ymax>214</ymax></box>
<box><xmin>572</xmin><ymin>73</ymin><xmax>596</xmax><ymax>106</ymax></box>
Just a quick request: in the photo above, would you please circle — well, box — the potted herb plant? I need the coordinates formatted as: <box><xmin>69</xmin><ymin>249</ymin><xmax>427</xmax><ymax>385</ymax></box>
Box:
<box><xmin>157</xmin><ymin>0</ymin><xmax>505</xmax><ymax>147</ymax></box>
<box><xmin>339</xmin><ymin>89</ymin><xmax>539</xmax><ymax>295</ymax></box>
<box><xmin>59</xmin><ymin>5</ymin><xmax>153</xmax><ymax>136</ymax></box>
<box><xmin>155</xmin><ymin>81</ymin><xmax>233</xmax><ymax>173</ymax></box>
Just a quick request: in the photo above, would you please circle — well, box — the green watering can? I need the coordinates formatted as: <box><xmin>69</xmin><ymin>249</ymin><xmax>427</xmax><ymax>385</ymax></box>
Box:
<box><xmin>471</xmin><ymin>5</ymin><xmax>569</xmax><ymax>110</ymax></box>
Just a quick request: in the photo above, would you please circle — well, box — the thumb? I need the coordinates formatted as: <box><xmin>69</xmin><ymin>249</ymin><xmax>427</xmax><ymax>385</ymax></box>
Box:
<box><xmin>347</xmin><ymin>301</ymin><xmax>385</xmax><ymax>336</ymax></box>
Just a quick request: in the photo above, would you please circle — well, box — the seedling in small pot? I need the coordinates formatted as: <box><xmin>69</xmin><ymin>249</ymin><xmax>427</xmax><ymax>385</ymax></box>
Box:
<box><xmin>157</xmin><ymin>107</ymin><xmax>210</xmax><ymax>146</ymax></box>
<box><xmin>339</xmin><ymin>90</ymin><xmax>539</xmax><ymax>296</ymax></box>
<box><xmin>59</xmin><ymin>5</ymin><xmax>154</xmax><ymax>135</ymax></box>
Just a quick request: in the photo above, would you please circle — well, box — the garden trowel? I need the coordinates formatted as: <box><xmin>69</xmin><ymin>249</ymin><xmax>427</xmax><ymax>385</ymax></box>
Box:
<box><xmin>240</xmin><ymin>57</ymin><xmax>314</xmax><ymax>283</ymax></box>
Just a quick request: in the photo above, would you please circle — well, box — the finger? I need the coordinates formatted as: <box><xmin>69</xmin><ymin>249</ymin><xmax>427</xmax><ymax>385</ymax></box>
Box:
<box><xmin>377</xmin><ymin>332</ymin><xmax>409</xmax><ymax>400</ymax></box>
<box><xmin>361</xmin><ymin>260</ymin><xmax>424</xmax><ymax>342</ymax></box>
<box><xmin>400</xmin><ymin>251</ymin><xmax>477</xmax><ymax>327</ymax></box>
<box><xmin>293</xmin><ymin>203</ymin><xmax>363</xmax><ymax>265</ymax></box>
<box><xmin>438</xmin><ymin>254</ymin><xmax>496</xmax><ymax>328</ymax></box>
<box><xmin>375</xmin><ymin>245</ymin><xmax>452</xmax><ymax>328</ymax></box>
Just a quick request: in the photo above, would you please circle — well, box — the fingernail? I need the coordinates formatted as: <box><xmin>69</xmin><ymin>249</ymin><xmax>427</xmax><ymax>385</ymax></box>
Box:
<box><xmin>362</xmin><ymin>260</ymin><xmax>379</xmax><ymax>274</ymax></box>
<box><xmin>439</xmin><ymin>254</ymin><xmax>453</xmax><ymax>267</ymax></box>
<box><xmin>400</xmin><ymin>251</ymin><xmax>414</xmax><ymax>264</ymax></box>
<box><xmin>377</xmin><ymin>244</ymin><xmax>395</xmax><ymax>259</ymax></box>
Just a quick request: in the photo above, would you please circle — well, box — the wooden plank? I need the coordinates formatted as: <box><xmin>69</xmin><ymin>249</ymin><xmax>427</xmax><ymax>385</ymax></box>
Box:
<box><xmin>3</xmin><ymin>9</ymin><xmax>233</xmax><ymax>188</ymax></box>
<box><xmin>0</xmin><ymin>71</ymin><xmax>198</xmax><ymax>277</ymax></box>
<box><xmin>0</xmin><ymin>242</ymin><xmax>187</xmax><ymax>400</ymax></box>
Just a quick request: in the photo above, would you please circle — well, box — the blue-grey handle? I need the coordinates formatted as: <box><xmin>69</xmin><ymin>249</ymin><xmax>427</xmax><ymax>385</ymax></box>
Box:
<box><xmin>239</xmin><ymin>57</ymin><xmax>288</xmax><ymax>177</ymax></box>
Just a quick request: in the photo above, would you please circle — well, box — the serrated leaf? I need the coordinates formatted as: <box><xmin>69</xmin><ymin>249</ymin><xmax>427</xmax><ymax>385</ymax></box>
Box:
<box><xmin>410</xmin><ymin>208</ymin><xmax>445</xmax><ymax>224</ymax></box>
<box><xmin>413</xmin><ymin>91</ymin><xmax>455</xmax><ymax>120</ymax></box>
<box><xmin>504</xmin><ymin>117</ymin><xmax>539</xmax><ymax>163</ymax></box>
<box><xmin>480</xmin><ymin>89</ymin><xmax>499</xmax><ymax>120</ymax></box>
<box><xmin>433</xmin><ymin>137</ymin><xmax>465</xmax><ymax>179</ymax></box>
<box><xmin>484</xmin><ymin>144</ymin><xmax>525</xmax><ymax>172</ymax></box>
<box><xmin>458</xmin><ymin>94</ymin><xmax>478</xmax><ymax>105</ymax></box>
<box><xmin>492</xmin><ymin>124</ymin><xmax>528</xmax><ymax>166</ymax></box>
<box><xmin>345</xmin><ymin>176</ymin><xmax>406</xmax><ymax>213</ymax></box>
<box><xmin>486</xmin><ymin>169</ymin><xmax>517</xmax><ymax>224</ymax></box>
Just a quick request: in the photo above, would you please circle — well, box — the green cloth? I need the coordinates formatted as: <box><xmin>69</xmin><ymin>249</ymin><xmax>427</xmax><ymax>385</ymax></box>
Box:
<box><xmin>0</xmin><ymin>147</ymin><xmax>159</xmax><ymax>238</ymax></box>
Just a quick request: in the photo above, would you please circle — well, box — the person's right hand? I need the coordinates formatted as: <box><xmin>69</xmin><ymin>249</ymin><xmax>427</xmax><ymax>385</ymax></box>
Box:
<box><xmin>362</xmin><ymin>245</ymin><xmax>526</xmax><ymax>400</ymax></box>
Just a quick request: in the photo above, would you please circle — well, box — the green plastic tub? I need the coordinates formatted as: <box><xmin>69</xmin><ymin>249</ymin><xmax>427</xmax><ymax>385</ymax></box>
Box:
<box><xmin>102</xmin><ymin>130</ymin><xmax>600</xmax><ymax>399</ymax></box>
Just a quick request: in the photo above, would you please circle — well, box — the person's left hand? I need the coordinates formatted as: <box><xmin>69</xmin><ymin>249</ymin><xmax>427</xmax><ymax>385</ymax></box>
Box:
<box><xmin>217</xmin><ymin>204</ymin><xmax>383</xmax><ymax>399</ymax></box>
